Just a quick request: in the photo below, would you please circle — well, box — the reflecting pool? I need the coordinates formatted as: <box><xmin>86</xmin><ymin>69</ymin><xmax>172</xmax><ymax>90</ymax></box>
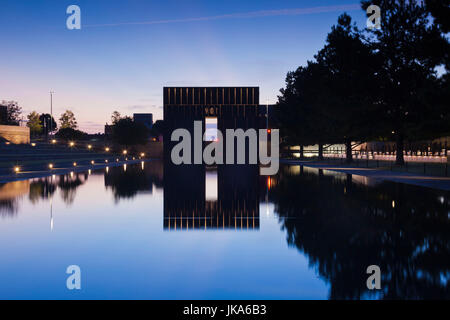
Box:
<box><xmin>0</xmin><ymin>161</ymin><xmax>448</xmax><ymax>299</ymax></box>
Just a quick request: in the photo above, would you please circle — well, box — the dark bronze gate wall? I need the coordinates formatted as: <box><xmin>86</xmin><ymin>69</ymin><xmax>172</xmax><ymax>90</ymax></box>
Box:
<box><xmin>163</xmin><ymin>87</ymin><xmax>260</xmax><ymax>164</ymax></box>
<box><xmin>163</xmin><ymin>87</ymin><xmax>260</xmax><ymax>230</ymax></box>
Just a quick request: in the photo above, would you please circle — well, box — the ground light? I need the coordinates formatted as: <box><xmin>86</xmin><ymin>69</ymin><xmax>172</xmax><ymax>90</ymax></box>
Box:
<box><xmin>31</xmin><ymin>143</ymin><xmax>36</xmax><ymax>147</ymax></box>
<box><xmin>91</xmin><ymin>160</ymin><xmax>95</xmax><ymax>165</ymax></box>
<box><xmin>73</xmin><ymin>162</ymin><xmax>77</xmax><ymax>167</ymax></box>
<box><xmin>123</xmin><ymin>150</ymin><xmax>127</xmax><ymax>155</ymax></box>
<box><xmin>49</xmin><ymin>164</ymin><xmax>54</xmax><ymax>169</ymax></box>
<box><xmin>52</xmin><ymin>139</ymin><xmax>56</xmax><ymax>144</ymax></box>
<box><xmin>105</xmin><ymin>147</ymin><xmax>110</xmax><ymax>152</ymax></box>
<box><xmin>105</xmin><ymin>160</ymin><xmax>108</xmax><ymax>163</ymax></box>
<box><xmin>88</xmin><ymin>145</ymin><xmax>92</xmax><ymax>150</ymax></box>
<box><xmin>140</xmin><ymin>153</ymin><xmax>145</xmax><ymax>157</ymax></box>
<box><xmin>14</xmin><ymin>166</ymin><xmax>20</xmax><ymax>173</ymax></box>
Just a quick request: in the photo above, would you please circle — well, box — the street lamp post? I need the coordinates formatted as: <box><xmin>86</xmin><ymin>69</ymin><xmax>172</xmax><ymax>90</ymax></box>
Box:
<box><xmin>50</xmin><ymin>91</ymin><xmax>55</xmax><ymax>139</ymax></box>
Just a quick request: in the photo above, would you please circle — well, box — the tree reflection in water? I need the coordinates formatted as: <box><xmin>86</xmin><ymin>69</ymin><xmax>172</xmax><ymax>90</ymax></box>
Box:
<box><xmin>104</xmin><ymin>161</ymin><xmax>163</xmax><ymax>202</ymax></box>
<box><xmin>0</xmin><ymin>198</ymin><xmax>18</xmax><ymax>217</ymax></box>
<box><xmin>0</xmin><ymin>181</ymin><xmax>30</xmax><ymax>217</ymax></box>
<box><xmin>0</xmin><ymin>162</ymin><xmax>164</xmax><ymax>216</ymax></box>
<box><xmin>29</xmin><ymin>177</ymin><xmax>57</xmax><ymax>204</ymax></box>
<box><xmin>269</xmin><ymin>165</ymin><xmax>450</xmax><ymax>299</ymax></box>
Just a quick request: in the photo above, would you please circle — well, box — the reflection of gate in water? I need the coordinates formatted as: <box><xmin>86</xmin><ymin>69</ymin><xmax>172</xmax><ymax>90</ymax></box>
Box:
<box><xmin>163</xmin><ymin>164</ymin><xmax>259</xmax><ymax>230</ymax></box>
<box><xmin>163</xmin><ymin>87</ymin><xmax>261</xmax><ymax>230</ymax></box>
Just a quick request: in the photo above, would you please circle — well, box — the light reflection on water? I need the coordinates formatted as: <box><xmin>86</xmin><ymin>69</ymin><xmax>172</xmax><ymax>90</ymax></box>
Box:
<box><xmin>0</xmin><ymin>161</ymin><xmax>448</xmax><ymax>300</ymax></box>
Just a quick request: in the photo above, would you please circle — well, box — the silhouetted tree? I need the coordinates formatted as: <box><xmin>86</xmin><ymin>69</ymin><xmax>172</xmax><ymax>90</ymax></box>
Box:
<box><xmin>111</xmin><ymin>111</ymin><xmax>122</xmax><ymax>125</ymax></box>
<box><xmin>275</xmin><ymin>61</ymin><xmax>333</xmax><ymax>160</ymax></box>
<box><xmin>112</xmin><ymin>117</ymin><xmax>149</xmax><ymax>146</ymax></box>
<box><xmin>39</xmin><ymin>113</ymin><xmax>57</xmax><ymax>136</ymax></box>
<box><xmin>55</xmin><ymin>127</ymin><xmax>88</xmax><ymax>141</ymax></box>
<box><xmin>59</xmin><ymin>110</ymin><xmax>78</xmax><ymax>129</ymax></box>
<box><xmin>362</xmin><ymin>0</ymin><xmax>449</xmax><ymax>164</ymax></box>
<box><xmin>26</xmin><ymin>111</ymin><xmax>42</xmax><ymax>136</ymax></box>
<box><xmin>0</xmin><ymin>100</ymin><xmax>22</xmax><ymax>125</ymax></box>
<box><xmin>315</xmin><ymin>13</ymin><xmax>380</xmax><ymax>162</ymax></box>
<box><xmin>425</xmin><ymin>0</ymin><xmax>450</xmax><ymax>33</ymax></box>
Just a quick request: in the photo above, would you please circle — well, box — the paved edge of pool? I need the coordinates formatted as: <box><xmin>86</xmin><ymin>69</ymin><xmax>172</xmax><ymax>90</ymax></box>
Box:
<box><xmin>281</xmin><ymin>159</ymin><xmax>450</xmax><ymax>191</ymax></box>
<box><xmin>0</xmin><ymin>159</ymin><xmax>154</xmax><ymax>183</ymax></box>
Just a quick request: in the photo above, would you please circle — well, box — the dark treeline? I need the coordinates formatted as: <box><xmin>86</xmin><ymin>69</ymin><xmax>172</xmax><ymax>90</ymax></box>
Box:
<box><xmin>275</xmin><ymin>0</ymin><xmax>450</xmax><ymax>164</ymax></box>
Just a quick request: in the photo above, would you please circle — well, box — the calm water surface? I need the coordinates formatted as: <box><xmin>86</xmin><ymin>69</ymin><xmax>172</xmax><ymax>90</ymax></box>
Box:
<box><xmin>0</xmin><ymin>161</ymin><xmax>448</xmax><ymax>299</ymax></box>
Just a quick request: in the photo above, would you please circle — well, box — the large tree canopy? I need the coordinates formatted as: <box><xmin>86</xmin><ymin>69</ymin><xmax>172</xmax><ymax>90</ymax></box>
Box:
<box><xmin>59</xmin><ymin>110</ymin><xmax>78</xmax><ymax>129</ymax></box>
<box><xmin>276</xmin><ymin>1</ymin><xmax>449</xmax><ymax>165</ymax></box>
<box><xmin>361</xmin><ymin>0</ymin><xmax>449</xmax><ymax>164</ymax></box>
<box><xmin>112</xmin><ymin>117</ymin><xmax>149</xmax><ymax>146</ymax></box>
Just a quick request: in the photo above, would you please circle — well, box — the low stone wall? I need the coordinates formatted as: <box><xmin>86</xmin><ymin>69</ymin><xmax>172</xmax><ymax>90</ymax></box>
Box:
<box><xmin>0</xmin><ymin>125</ymin><xmax>30</xmax><ymax>144</ymax></box>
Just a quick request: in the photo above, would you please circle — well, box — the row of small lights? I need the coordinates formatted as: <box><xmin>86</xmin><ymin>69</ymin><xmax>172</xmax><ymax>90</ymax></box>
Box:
<box><xmin>13</xmin><ymin>142</ymin><xmax>146</xmax><ymax>173</ymax></box>
<box><xmin>14</xmin><ymin>155</ymin><xmax>145</xmax><ymax>173</ymax></box>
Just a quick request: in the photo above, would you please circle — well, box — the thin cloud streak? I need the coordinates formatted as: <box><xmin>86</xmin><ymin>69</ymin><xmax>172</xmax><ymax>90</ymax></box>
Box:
<box><xmin>85</xmin><ymin>4</ymin><xmax>361</xmax><ymax>28</ymax></box>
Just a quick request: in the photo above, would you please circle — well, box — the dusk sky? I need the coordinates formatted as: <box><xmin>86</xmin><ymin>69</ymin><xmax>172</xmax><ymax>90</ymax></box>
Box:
<box><xmin>0</xmin><ymin>0</ymin><xmax>367</xmax><ymax>133</ymax></box>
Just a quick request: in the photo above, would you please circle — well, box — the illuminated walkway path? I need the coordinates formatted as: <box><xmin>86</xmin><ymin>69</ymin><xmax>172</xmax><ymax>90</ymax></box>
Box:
<box><xmin>281</xmin><ymin>159</ymin><xmax>450</xmax><ymax>191</ymax></box>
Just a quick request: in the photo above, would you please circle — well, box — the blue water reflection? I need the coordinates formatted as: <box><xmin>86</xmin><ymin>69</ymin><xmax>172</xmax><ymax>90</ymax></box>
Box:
<box><xmin>0</xmin><ymin>161</ymin><xmax>448</xmax><ymax>299</ymax></box>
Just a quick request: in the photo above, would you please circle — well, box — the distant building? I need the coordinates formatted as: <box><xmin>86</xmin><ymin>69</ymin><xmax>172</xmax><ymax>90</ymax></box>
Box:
<box><xmin>0</xmin><ymin>105</ymin><xmax>7</xmax><ymax>125</ymax></box>
<box><xmin>133</xmin><ymin>113</ymin><xmax>153</xmax><ymax>129</ymax></box>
